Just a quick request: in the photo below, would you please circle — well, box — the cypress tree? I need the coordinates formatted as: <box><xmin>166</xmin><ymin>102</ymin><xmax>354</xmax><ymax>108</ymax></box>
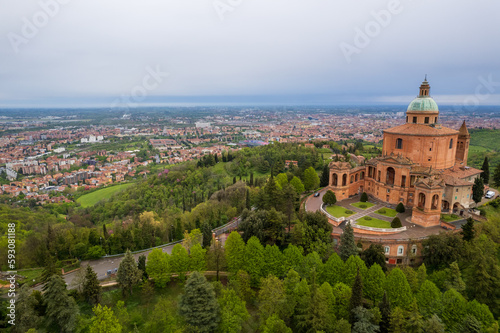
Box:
<box><xmin>320</xmin><ymin>164</ymin><xmax>330</xmax><ymax>187</ymax></box>
<box><xmin>83</xmin><ymin>265</ymin><xmax>102</xmax><ymax>305</ymax></box>
<box><xmin>493</xmin><ymin>162</ymin><xmax>500</xmax><ymax>187</ymax></box>
<box><xmin>472</xmin><ymin>177</ymin><xmax>484</xmax><ymax>204</ymax></box>
<box><xmin>246</xmin><ymin>188</ymin><xmax>251</xmax><ymax>210</ymax></box>
<box><xmin>349</xmin><ymin>268</ymin><xmax>363</xmax><ymax>324</ymax></box>
<box><xmin>360</xmin><ymin>192</ymin><xmax>368</xmax><ymax>202</ymax></box>
<box><xmin>379</xmin><ymin>291</ymin><xmax>391</xmax><ymax>333</ymax></box>
<box><xmin>179</xmin><ymin>271</ymin><xmax>220</xmax><ymax>332</ymax></box>
<box><xmin>480</xmin><ymin>157</ymin><xmax>489</xmax><ymax>184</ymax></box>
<box><xmin>340</xmin><ymin>222</ymin><xmax>358</xmax><ymax>261</ymax></box>
<box><xmin>138</xmin><ymin>254</ymin><xmax>148</xmax><ymax>280</ymax></box>
<box><xmin>461</xmin><ymin>217</ymin><xmax>475</xmax><ymax>241</ymax></box>
<box><xmin>250</xmin><ymin>172</ymin><xmax>254</xmax><ymax>186</ymax></box>
<box><xmin>41</xmin><ymin>256</ymin><xmax>60</xmax><ymax>290</ymax></box>
<box><xmin>44</xmin><ymin>275</ymin><xmax>79</xmax><ymax>333</ymax></box>
<box><xmin>233</xmin><ymin>176</ymin><xmax>236</xmax><ymax>184</ymax></box>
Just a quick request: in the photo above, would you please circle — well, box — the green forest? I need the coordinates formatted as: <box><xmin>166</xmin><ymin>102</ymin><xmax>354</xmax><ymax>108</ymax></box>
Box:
<box><xmin>1</xmin><ymin>140</ymin><xmax>500</xmax><ymax>332</ymax></box>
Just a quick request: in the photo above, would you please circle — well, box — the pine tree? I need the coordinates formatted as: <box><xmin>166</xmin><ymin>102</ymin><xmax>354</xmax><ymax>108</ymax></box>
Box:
<box><xmin>444</xmin><ymin>261</ymin><xmax>465</xmax><ymax>293</ymax></box>
<box><xmin>179</xmin><ymin>271</ymin><xmax>220</xmax><ymax>332</ymax></box>
<box><xmin>89</xmin><ymin>304</ymin><xmax>122</xmax><ymax>333</ymax></box>
<box><xmin>349</xmin><ymin>268</ymin><xmax>363</xmax><ymax>324</ymax></box>
<box><xmin>117</xmin><ymin>250</ymin><xmax>142</xmax><ymax>295</ymax></box>
<box><xmin>352</xmin><ymin>306</ymin><xmax>379</xmax><ymax>333</ymax></box>
<box><xmin>83</xmin><ymin>265</ymin><xmax>102</xmax><ymax>305</ymax></box>
<box><xmin>415</xmin><ymin>280</ymin><xmax>442</xmax><ymax>318</ymax></box>
<box><xmin>13</xmin><ymin>284</ymin><xmax>39</xmax><ymax>333</ymax></box>
<box><xmin>405</xmin><ymin>299</ymin><xmax>424</xmax><ymax>333</ymax></box>
<box><xmin>340</xmin><ymin>222</ymin><xmax>358</xmax><ymax>261</ymax></box>
<box><xmin>481</xmin><ymin>157</ymin><xmax>490</xmax><ymax>184</ymax></box>
<box><xmin>320</xmin><ymin>164</ymin><xmax>330</xmax><ymax>187</ymax></box>
<box><xmin>44</xmin><ymin>275</ymin><xmax>79</xmax><ymax>333</ymax></box>
<box><xmin>461</xmin><ymin>217</ymin><xmax>475</xmax><ymax>241</ymax></box>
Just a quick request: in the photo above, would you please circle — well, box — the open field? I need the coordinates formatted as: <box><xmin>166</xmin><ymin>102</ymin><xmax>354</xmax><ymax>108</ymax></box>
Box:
<box><xmin>77</xmin><ymin>183</ymin><xmax>135</xmax><ymax>207</ymax></box>
<box><xmin>357</xmin><ymin>216</ymin><xmax>391</xmax><ymax>228</ymax></box>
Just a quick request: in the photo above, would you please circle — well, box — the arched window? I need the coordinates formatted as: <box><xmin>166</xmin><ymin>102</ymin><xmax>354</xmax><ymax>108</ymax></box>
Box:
<box><xmin>360</xmin><ymin>171</ymin><xmax>365</xmax><ymax>180</ymax></box>
<box><xmin>418</xmin><ymin>193</ymin><xmax>426</xmax><ymax>208</ymax></box>
<box><xmin>342</xmin><ymin>174</ymin><xmax>347</xmax><ymax>186</ymax></box>
<box><xmin>350</xmin><ymin>175</ymin><xmax>354</xmax><ymax>184</ymax></box>
<box><xmin>332</xmin><ymin>173</ymin><xmax>338</xmax><ymax>186</ymax></box>
<box><xmin>431</xmin><ymin>194</ymin><xmax>439</xmax><ymax>210</ymax></box>
<box><xmin>411</xmin><ymin>245</ymin><xmax>417</xmax><ymax>255</ymax></box>
<box><xmin>386</xmin><ymin>167</ymin><xmax>395</xmax><ymax>185</ymax></box>
<box><xmin>396</xmin><ymin>138</ymin><xmax>403</xmax><ymax>149</ymax></box>
<box><xmin>449</xmin><ymin>139</ymin><xmax>453</xmax><ymax>149</ymax></box>
<box><xmin>384</xmin><ymin>246</ymin><xmax>390</xmax><ymax>254</ymax></box>
<box><xmin>355</xmin><ymin>174</ymin><xmax>358</xmax><ymax>182</ymax></box>
<box><xmin>397</xmin><ymin>246</ymin><xmax>404</xmax><ymax>256</ymax></box>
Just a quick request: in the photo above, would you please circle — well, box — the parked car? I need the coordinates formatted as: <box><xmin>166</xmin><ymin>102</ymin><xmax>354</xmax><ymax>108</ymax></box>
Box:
<box><xmin>485</xmin><ymin>190</ymin><xmax>495</xmax><ymax>199</ymax></box>
<box><xmin>314</xmin><ymin>192</ymin><xmax>320</xmax><ymax>197</ymax></box>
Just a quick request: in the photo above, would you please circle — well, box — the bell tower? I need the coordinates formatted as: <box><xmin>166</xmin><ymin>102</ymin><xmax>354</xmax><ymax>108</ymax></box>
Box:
<box><xmin>455</xmin><ymin>121</ymin><xmax>470</xmax><ymax>165</ymax></box>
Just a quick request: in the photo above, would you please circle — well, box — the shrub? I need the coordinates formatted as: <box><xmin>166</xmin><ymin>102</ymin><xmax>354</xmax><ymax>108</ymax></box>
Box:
<box><xmin>359</xmin><ymin>204</ymin><xmax>367</xmax><ymax>209</ymax></box>
<box><xmin>360</xmin><ymin>192</ymin><xmax>368</xmax><ymax>202</ymax></box>
<box><xmin>364</xmin><ymin>216</ymin><xmax>372</xmax><ymax>221</ymax></box>
<box><xmin>377</xmin><ymin>208</ymin><xmax>386</xmax><ymax>214</ymax></box>
<box><xmin>391</xmin><ymin>217</ymin><xmax>402</xmax><ymax>228</ymax></box>
<box><xmin>395</xmin><ymin>202</ymin><xmax>405</xmax><ymax>213</ymax></box>
<box><xmin>345</xmin><ymin>210</ymin><xmax>354</xmax><ymax>214</ymax></box>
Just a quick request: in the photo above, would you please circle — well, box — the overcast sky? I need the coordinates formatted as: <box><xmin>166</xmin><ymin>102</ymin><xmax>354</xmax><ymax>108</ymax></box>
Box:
<box><xmin>1</xmin><ymin>0</ymin><xmax>499</xmax><ymax>107</ymax></box>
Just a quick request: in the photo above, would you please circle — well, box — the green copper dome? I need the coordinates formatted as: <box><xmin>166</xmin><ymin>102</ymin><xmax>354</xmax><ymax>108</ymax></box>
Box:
<box><xmin>407</xmin><ymin>96</ymin><xmax>439</xmax><ymax>112</ymax></box>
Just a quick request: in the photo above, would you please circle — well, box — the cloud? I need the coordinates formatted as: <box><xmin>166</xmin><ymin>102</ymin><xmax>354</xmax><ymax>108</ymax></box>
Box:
<box><xmin>0</xmin><ymin>0</ymin><xmax>499</xmax><ymax>106</ymax></box>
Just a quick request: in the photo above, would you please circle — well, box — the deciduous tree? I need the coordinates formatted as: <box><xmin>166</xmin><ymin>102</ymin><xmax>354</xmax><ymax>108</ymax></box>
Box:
<box><xmin>90</xmin><ymin>304</ymin><xmax>122</xmax><ymax>333</ymax></box>
<box><xmin>218</xmin><ymin>288</ymin><xmax>250</xmax><ymax>333</ymax></box>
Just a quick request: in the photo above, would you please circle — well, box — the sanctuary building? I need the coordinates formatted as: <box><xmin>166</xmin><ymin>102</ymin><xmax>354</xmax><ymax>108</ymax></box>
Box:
<box><xmin>328</xmin><ymin>79</ymin><xmax>482</xmax><ymax>227</ymax></box>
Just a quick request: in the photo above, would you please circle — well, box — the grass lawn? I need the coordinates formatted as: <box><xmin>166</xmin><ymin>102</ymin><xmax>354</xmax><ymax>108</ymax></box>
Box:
<box><xmin>357</xmin><ymin>216</ymin><xmax>392</xmax><ymax>228</ymax></box>
<box><xmin>441</xmin><ymin>214</ymin><xmax>461</xmax><ymax>222</ymax></box>
<box><xmin>351</xmin><ymin>201</ymin><xmax>375</xmax><ymax>210</ymax></box>
<box><xmin>325</xmin><ymin>205</ymin><xmax>356</xmax><ymax>218</ymax></box>
<box><xmin>77</xmin><ymin>183</ymin><xmax>135</xmax><ymax>208</ymax></box>
<box><xmin>374</xmin><ymin>207</ymin><xmax>398</xmax><ymax>218</ymax></box>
